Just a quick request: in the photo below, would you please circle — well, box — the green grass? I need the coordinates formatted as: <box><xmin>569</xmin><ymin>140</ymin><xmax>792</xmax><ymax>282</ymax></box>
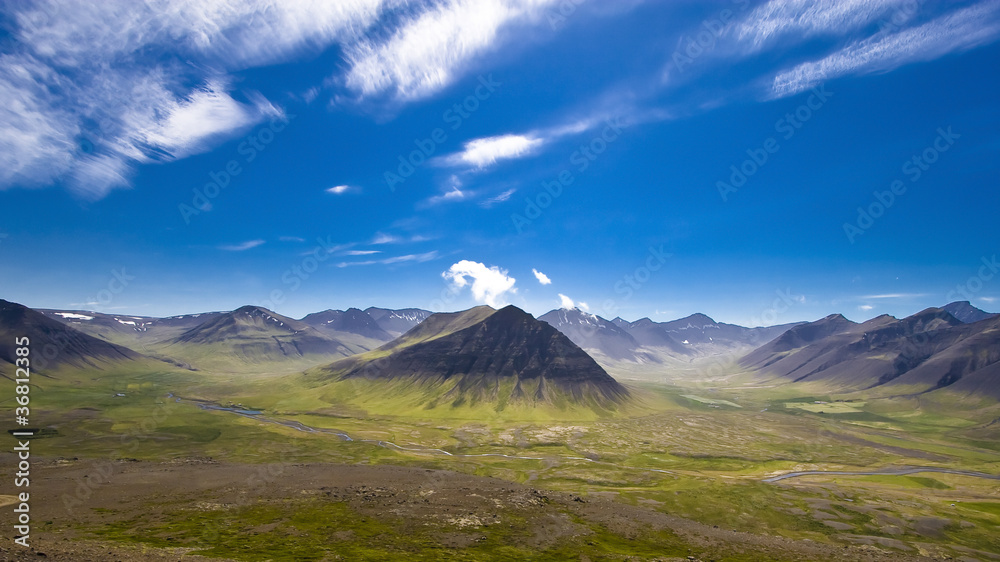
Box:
<box><xmin>681</xmin><ymin>394</ymin><xmax>743</xmax><ymax>408</ymax></box>
<box><xmin>16</xmin><ymin>359</ymin><xmax>1000</xmax><ymax>559</ymax></box>
<box><xmin>962</xmin><ymin>502</ymin><xmax>1000</xmax><ymax>517</ymax></box>
<box><xmin>88</xmin><ymin>497</ymin><xmax>693</xmax><ymax>562</ymax></box>
<box><xmin>853</xmin><ymin>475</ymin><xmax>952</xmax><ymax>489</ymax></box>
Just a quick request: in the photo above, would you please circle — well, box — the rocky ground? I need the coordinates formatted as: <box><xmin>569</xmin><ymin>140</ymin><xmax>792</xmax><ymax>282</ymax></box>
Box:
<box><xmin>1</xmin><ymin>456</ymin><xmax>943</xmax><ymax>561</ymax></box>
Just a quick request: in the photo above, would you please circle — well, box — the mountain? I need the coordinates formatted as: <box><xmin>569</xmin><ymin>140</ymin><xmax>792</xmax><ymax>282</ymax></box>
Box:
<box><xmin>0</xmin><ymin>299</ymin><xmax>141</xmax><ymax>373</ymax></box>
<box><xmin>40</xmin><ymin>308</ymin><xmax>225</xmax><ymax>346</ymax></box>
<box><xmin>943</xmin><ymin>301</ymin><xmax>998</xmax><ymax>324</ymax></box>
<box><xmin>616</xmin><ymin>317</ymin><xmax>693</xmax><ymax>355</ymax></box>
<box><xmin>656</xmin><ymin>313</ymin><xmax>800</xmax><ymax>348</ymax></box>
<box><xmin>300</xmin><ymin>308</ymin><xmax>392</xmax><ymax>341</ymax></box>
<box><xmin>167</xmin><ymin>305</ymin><xmax>366</xmax><ymax>364</ymax></box>
<box><xmin>364</xmin><ymin>307</ymin><xmax>432</xmax><ymax>337</ymax></box>
<box><xmin>542</xmin><ymin>308</ymin><xmax>801</xmax><ymax>364</ymax></box>
<box><xmin>741</xmin><ymin>307</ymin><xmax>1000</xmax><ymax>396</ymax></box>
<box><xmin>312</xmin><ymin>305</ymin><xmax>629</xmax><ymax>411</ymax></box>
<box><xmin>538</xmin><ymin>308</ymin><xmax>656</xmax><ymax>361</ymax></box>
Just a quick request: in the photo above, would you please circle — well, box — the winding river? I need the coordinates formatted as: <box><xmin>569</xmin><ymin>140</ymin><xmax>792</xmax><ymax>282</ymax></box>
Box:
<box><xmin>763</xmin><ymin>467</ymin><xmax>1000</xmax><ymax>483</ymax></box>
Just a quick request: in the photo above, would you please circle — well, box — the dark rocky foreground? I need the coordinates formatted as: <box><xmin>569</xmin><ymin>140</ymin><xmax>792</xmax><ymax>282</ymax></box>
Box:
<box><xmin>2</xmin><ymin>457</ymin><xmax>935</xmax><ymax>561</ymax></box>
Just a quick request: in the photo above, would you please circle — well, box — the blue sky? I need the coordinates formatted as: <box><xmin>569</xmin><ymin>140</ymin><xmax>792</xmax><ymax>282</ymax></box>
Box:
<box><xmin>1</xmin><ymin>0</ymin><xmax>999</xmax><ymax>326</ymax></box>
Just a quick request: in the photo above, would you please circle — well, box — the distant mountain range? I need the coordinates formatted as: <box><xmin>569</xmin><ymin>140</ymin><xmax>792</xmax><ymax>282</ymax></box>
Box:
<box><xmin>539</xmin><ymin>308</ymin><xmax>802</xmax><ymax>364</ymax></box>
<box><xmin>168</xmin><ymin>305</ymin><xmax>364</xmax><ymax>361</ymax></box>
<box><xmin>1</xmin><ymin>299</ymin><xmax>140</xmax><ymax>372</ymax></box>
<box><xmin>37</xmin><ymin>308</ymin><xmax>225</xmax><ymax>347</ymax></box>
<box><xmin>364</xmin><ymin>307</ymin><xmax>433</xmax><ymax>337</ymax></box>
<box><xmin>301</xmin><ymin>308</ymin><xmax>393</xmax><ymax>341</ymax></box>
<box><xmin>741</xmin><ymin>305</ymin><xmax>1000</xmax><ymax>398</ymax></box>
<box><xmin>5</xmin><ymin>297</ymin><xmax>997</xmax><ymax>409</ymax></box>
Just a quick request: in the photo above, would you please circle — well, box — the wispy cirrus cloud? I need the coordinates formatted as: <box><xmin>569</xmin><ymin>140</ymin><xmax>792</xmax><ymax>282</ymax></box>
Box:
<box><xmin>1</xmin><ymin>0</ymin><xmax>574</xmax><ymax>197</ymax></box>
<box><xmin>733</xmin><ymin>0</ymin><xmax>907</xmax><ymax>53</ymax></box>
<box><xmin>0</xmin><ymin>0</ymin><xmax>383</xmax><ymax>197</ymax></box>
<box><xmin>218</xmin><ymin>239</ymin><xmax>265</xmax><ymax>251</ymax></box>
<box><xmin>860</xmin><ymin>293</ymin><xmax>930</xmax><ymax>299</ymax></box>
<box><xmin>770</xmin><ymin>1</ymin><xmax>1000</xmax><ymax>97</ymax></box>
<box><xmin>439</xmin><ymin>134</ymin><xmax>545</xmax><ymax>169</ymax></box>
<box><xmin>434</xmin><ymin>110</ymin><xmax>634</xmax><ymax>174</ymax></box>
<box><xmin>479</xmin><ymin>187</ymin><xmax>517</xmax><ymax>208</ymax></box>
<box><xmin>337</xmin><ymin>250</ymin><xmax>439</xmax><ymax>267</ymax></box>
<box><xmin>342</xmin><ymin>0</ymin><xmax>561</xmax><ymax>101</ymax></box>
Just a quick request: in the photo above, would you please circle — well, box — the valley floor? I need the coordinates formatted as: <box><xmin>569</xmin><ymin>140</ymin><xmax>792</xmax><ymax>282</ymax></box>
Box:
<box><xmin>8</xmin><ymin>361</ymin><xmax>1000</xmax><ymax>561</ymax></box>
<box><xmin>0</xmin><ymin>459</ymin><xmax>949</xmax><ymax>562</ymax></box>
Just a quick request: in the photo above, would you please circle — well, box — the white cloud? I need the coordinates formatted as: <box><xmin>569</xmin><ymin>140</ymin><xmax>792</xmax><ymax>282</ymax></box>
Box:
<box><xmin>426</xmin><ymin>187</ymin><xmax>467</xmax><ymax>206</ymax></box>
<box><xmin>480</xmin><ymin>187</ymin><xmax>517</xmax><ymax>208</ymax></box>
<box><xmin>442</xmin><ymin>260</ymin><xmax>517</xmax><ymax>307</ymax></box>
<box><xmin>0</xmin><ymin>0</ymin><xmax>329</xmax><ymax>197</ymax></box>
<box><xmin>436</xmin><ymin>111</ymin><xmax>634</xmax><ymax>173</ymax></box>
<box><xmin>577</xmin><ymin>301</ymin><xmax>589</xmax><ymax>311</ymax></box>
<box><xmin>326</xmin><ymin>184</ymin><xmax>353</xmax><ymax>194</ymax></box>
<box><xmin>771</xmin><ymin>3</ymin><xmax>1000</xmax><ymax>97</ymax></box>
<box><xmin>861</xmin><ymin>293</ymin><xmax>929</xmax><ymax>299</ymax></box>
<box><xmin>0</xmin><ymin>0</ymin><xmax>620</xmax><ymax>197</ymax></box>
<box><xmin>279</xmin><ymin>236</ymin><xmax>306</xmax><ymax>242</ymax></box>
<box><xmin>734</xmin><ymin>0</ymin><xmax>904</xmax><ymax>53</ymax></box>
<box><xmin>138</xmin><ymin>80</ymin><xmax>280</xmax><ymax>155</ymax></box>
<box><xmin>558</xmin><ymin>294</ymin><xmax>575</xmax><ymax>309</ymax></box>
<box><xmin>338</xmin><ymin>250</ymin><xmax>438</xmax><ymax>267</ymax></box>
<box><xmin>343</xmin><ymin>250</ymin><xmax>381</xmax><ymax>256</ymax></box>
<box><xmin>441</xmin><ymin>134</ymin><xmax>545</xmax><ymax>168</ymax></box>
<box><xmin>0</xmin><ymin>0</ymin><xmax>408</xmax><ymax>196</ymax></box>
<box><xmin>219</xmin><ymin>239</ymin><xmax>265</xmax><ymax>251</ymax></box>
<box><xmin>371</xmin><ymin>232</ymin><xmax>400</xmax><ymax>244</ymax></box>
<box><xmin>343</xmin><ymin>0</ymin><xmax>559</xmax><ymax>100</ymax></box>
<box><xmin>979</xmin><ymin>296</ymin><xmax>997</xmax><ymax>304</ymax></box>
<box><xmin>532</xmin><ymin>268</ymin><xmax>552</xmax><ymax>285</ymax></box>
<box><xmin>858</xmin><ymin>304</ymin><xmax>875</xmax><ymax>311</ymax></box>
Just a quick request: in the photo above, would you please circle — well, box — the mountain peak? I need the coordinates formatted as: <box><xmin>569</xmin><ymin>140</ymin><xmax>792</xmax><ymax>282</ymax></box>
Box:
<box><xmin>327</xmin><ymin>304</ymin><xmax>629</xmax><ymax>409</ymax></box>
<box><xmin>674</xmin><ymin>313</ymin><xmax>717</xmax><ymax>326</ymax></box>
<box><xmin>0</xmin><ymin>299</ymin><xmax>140</xmax><ymax>370</ymax></box>
<box><xmin>942</xmin><ymin>301</ymin><xmax>998</xmax><ymax>324</ymax></box>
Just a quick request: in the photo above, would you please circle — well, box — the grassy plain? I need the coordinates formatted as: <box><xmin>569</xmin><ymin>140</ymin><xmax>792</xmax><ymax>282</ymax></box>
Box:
<box><xmin>8</xmin><ymin>355</ymin><xmax>1000</xmax><ymax>560</ymax></box>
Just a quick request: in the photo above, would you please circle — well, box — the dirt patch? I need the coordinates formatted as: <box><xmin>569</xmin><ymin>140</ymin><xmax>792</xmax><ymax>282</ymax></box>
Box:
<box><xmin>5</xmin><ymin>456</ymin><xmax>943</xmax><ymax>561</ymax></box>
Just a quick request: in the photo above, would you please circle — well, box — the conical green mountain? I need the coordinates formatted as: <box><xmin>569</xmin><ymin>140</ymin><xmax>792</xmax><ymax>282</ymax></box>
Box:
<box><xmin>306</xmin><ymin>305</ymin><xmax>629</xmax><ymax>413</ymax></box>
